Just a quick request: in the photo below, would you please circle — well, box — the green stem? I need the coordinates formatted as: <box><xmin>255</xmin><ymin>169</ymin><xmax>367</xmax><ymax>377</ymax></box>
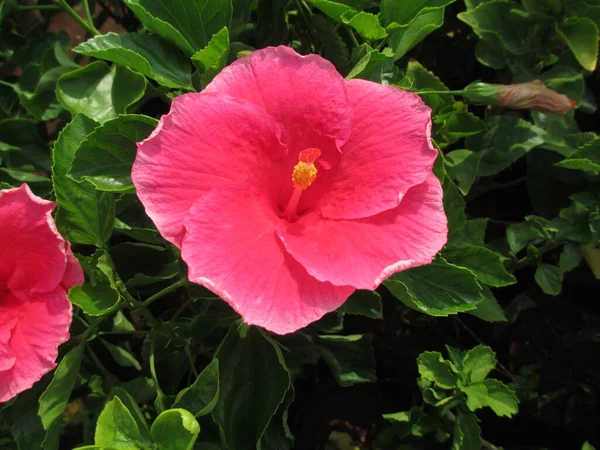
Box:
<box><xmin>18</xmin><ymin>4</ymin><xmax>61</xmax><ymax>10</ymax></box>
<box><xmin>82</xmin><ymin>0</ymin><xmax>96</xmax><ymax>32</ymax></box>
<box><xmin>142</xmin><ymin>279</ymin><xmax>185</xmax><ymax>308</ymax></box>
<box><xmin>375</xmin><ymin>37</ymin><xmax>388</xmax><ymax>51</ymax></box>
<box><xmin>348</xmin><ymin>27</ymin><xmax>360</xmax><ymax>48</ymax></box>
<box><xmin>413</xmin><ymin>90</ymin><xmax>465</xmax><ymax>95</ymax></box>
<box><xmin>53</xmin><ymin>0</ymin><xmax>100</xmax><ymax>35</ymax></box>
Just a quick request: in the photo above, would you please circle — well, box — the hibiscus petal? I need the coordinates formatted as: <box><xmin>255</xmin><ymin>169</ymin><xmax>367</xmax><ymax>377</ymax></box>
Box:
<box><xmin>0</xmin><ymin>185</ymin><xmax>67</xmax><ymax>294</ymax></box>
<box><xmin>181</xmin><ymin>187</ymin><xmax>354</xmax><ymax>335</ymax></box>
<box><xmin>0</xmin><ymin>318</ymin><xmax>17</xmax><ymax>372</ymax></box>
<box><xmin>61</xmin><ymin>244</ymin><xmax>85</xmax><ymax>290</ymax></box>
<box><xmin>278</xmin><ymin>174</ymin><xmax>448</xmax><ymax>290</ymax></box>
<box><xmin>132</xmin><ymin>93</ymin><xmax>287</xmax><ymax>246</ymax></box>
<box><xmin>204</xmin><ymin>46</ymin><xmax>352</xmax><ymax>163</ymax></box>
<box><xmin>303</xmin><ymin>79</ymin><xmax>436</xmax><ymax>220</ymax></box>
<box><xmin>0</xmin><ymin>288</ymin><xmax>72</xmax><ymax>403</ymax></box>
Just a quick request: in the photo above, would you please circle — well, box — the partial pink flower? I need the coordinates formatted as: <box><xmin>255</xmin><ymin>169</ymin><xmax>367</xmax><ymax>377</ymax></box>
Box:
<box><xmin>0</xmin><ymin>184</ymin><xmax>83</xmax><ymax>403</ymax></box>
<box><xmin>133</xmin><ymin>46</ymin><xmax>447</xmax><ymax>334</ymax></box>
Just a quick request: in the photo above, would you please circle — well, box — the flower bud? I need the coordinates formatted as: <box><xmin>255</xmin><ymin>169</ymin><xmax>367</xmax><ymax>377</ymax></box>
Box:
<box><xmin>463</xmin><ymin>80</ymin><xmax>577</xmax><ymax>115</ymax></box>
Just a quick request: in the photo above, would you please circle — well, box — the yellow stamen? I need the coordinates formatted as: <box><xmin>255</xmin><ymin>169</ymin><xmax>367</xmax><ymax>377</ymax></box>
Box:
<box><xmin>292</xmin><ymin>161</ymin><xmax>318</xmax><ymax>190</ymax></box>
<box><xmin>283</xmin><ymin>148</ymin><xmax>321</xmax><ymax>220</ymax></box>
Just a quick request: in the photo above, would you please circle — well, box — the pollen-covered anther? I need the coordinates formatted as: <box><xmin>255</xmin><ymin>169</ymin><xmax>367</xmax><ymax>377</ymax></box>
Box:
<box><xmin>283</xmin><ymin>148</ymin><xmax>321</xmax><ymax>221</ymax></box>
<box><xmin>292</xmin><ymin>147</ymin><xmax>321</xmax><ymax>190</ymax></box>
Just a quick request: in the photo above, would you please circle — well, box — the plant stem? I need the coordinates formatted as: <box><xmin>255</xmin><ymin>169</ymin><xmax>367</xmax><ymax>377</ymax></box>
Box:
<box><xmin>53</xmin><ymin>0</ymin><xmax>100</xmax><ymax>35</ymax></box>
<box><xmin>413</xmin><ymin>89</ymin><xmax>465</xmax><ymax>95</ymax></box>
<box><xmin>82</xmin><ymin>0</ymin><xmax>96</xmax><ymax>32</ymax></box>
<box><xmin>348</xmin><ymin>27</ymin><xmax>360</xmax><ymax>48</ymax></box>
<box><xmin>142</xmin><ymin>279</ymin><xmax>185</xmax><ymax>308</ymax></box>
<box><xmin>18</xmin><ymin>4</ymin><xmax>61</xmax><ymax>10</ymax></box>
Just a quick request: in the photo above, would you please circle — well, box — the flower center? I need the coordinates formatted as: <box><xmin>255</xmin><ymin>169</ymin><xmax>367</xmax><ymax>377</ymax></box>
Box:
<box><xmin>283</xmin><ymin>148</ymin><xmax>321</xmax><ymax>221</ymax></box>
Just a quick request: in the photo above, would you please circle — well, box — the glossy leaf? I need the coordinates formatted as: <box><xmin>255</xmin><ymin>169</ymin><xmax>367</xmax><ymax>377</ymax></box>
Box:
<box><xmin>69</xmin><ymin>115</ymin><xmax>157</xmax><ymax>192</ymax></box>
<box><xmin>172</xmin><ymin>359</ymin><xmax>219</xmax><ymax>417</ymax></box>
<box><xmin>385</xmin><ymin>259</ymin><xmax>484</xmax><ymax>316</ymax></box>
<box><xmin>338</xmin><ymin>290</ymin><xmax>383</xmax><ymax>319</ymax></box>
<box><xmin>95</xmin><ymin>397</ymin><xmax>148</xmax><ymax>449</ymax></box>
<box><xmin>534</xmin><ymin>263</ymin><xmax>563</xmax><ymax>296</ymax></box>
<box><xmin>191</xmin><ymin>27</ymin><xmax>230</xmax><ymax>87</ymax></box>
<box><xmin>317</xmin><ymin>334</ymin><xmax>376</xmax><ymax>386</ymax></box>
<box><xmin>556</xmin><ymin>17</ymin><xmax>599</xmax><ymax>71</ymax></box>
<box><xmin>466</xmin><ymin>115</ymin><xmax>546</xmax><ymax>176</ymax></box>
<box><xmin>123</xmin><ymin>0</ymin><xmax>232</xmax><ymax>55</ymax></box>
<box><xmin>38</xmin><ymin>343</ymin><xmax>86</xmax><ymax>430</ymax></box>
<box><xmin>443</xmin><ymin>245</ymin><xmax>516</xmax><ymax>287</ymax></box>
<box><xmin>151</xmin><ymin>409</ymin><xmax>200</xmax><ymax>450</ymax></box>
<box><xmin>52</xmin><ymin>115</ymin><xmax>115</xmax><ymax>246</ymax></box>
<box><xmin>74</xmin><ymin>32</ymin><xmax>193</xmax><ymax>90</ymax></box>
<box><xmin>57</xmin><ymin>62</ymin><xmax>146</xmax><ymax>123</ymax></box>
<box><xmin>417</xmin><ymin>351</ymin><xmax>457</xmax><ymax>389</ymax></box>
<box><xmin>212</xmin><ymin>324</ymin><xmax>291</xmax><ymax>450</ymax></box>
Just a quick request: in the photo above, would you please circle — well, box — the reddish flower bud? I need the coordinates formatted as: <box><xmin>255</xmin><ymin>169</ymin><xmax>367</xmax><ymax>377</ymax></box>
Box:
<box><xmin>463</xmin><ymin>80</ymin><xmax>577</xmax><ymax>115</ymax></box>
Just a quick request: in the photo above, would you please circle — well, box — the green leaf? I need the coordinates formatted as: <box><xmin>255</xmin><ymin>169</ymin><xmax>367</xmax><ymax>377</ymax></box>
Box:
<box><xmin>317</xmin><ymin>334</ymin><xmax>376</xmax><ymax>386</ymax></box>
<box><xmin>74</xmin><ymin>32</ymin><xmax>193</xmax><ymax>90</ymax></box>
<box><xmin>556</xmin><ymin>17</ymin><xmax>599</xmax><ymax>71</ymax></box>
<box><xmin>191</xmin><ymin>27</ymin><xmax>230</xmax><ymax>87</ymax></box>
<box><xmin>57</xmin><ymin>62</ymin><xmax>146</xmax><ymax>124</ymax></box>
<box><xmin>467</xmin><ymin>287</ymin><xmax>507</xmax><ymax>322</ymax></box>
<box><xmin>434</xmin><ymin>107</ymin><xmax>485</xmax><ymax>149</ymax></box>
<box><xmin>444</xmin><ymin>150</ymin><xmax>480</xmax><ymax>195</ymax></box>
<box><xmin>452</xmin><ymin>411</ymin><xmax>481</xmax><ymax>450</ymax></box>
<box><xmin>462</xmin><ymin>345</ymin><xmax>496</xmax><ymax>383</ymax></box>
<box><xmin>338</xmin><ymin>290</ymin><xmax>383</xmax><ymax>319</ymax></box>
<box><xmin>559</xmin><ymin>243</ymin><xmax>581</xmax><ymax>273</ymax></box>
<box><xmin>404</xmin><ymin>60</ymin><xmax>454</xmax><ymax>113</ymax></box>
<box><xmin>384</xmin><ymin>259</ymin><xmax>483</xmax><ymax>316</ymax></box>
<box><xmin>38</xmin><ymin>343</ymin><xmax>86</xmax><ymax>430</ymax></box>
<box><xmin>466</xmin><ymin>115</ymin><xmax>546</xmax><ymax>176</ymax></box>
<box><xmin>556</xmin><ymin>138</ymin><xmax>600</xmax><ymax>174</ymax></box>
<box><xmin>341</xmin><ymin>11</ymin><xmax>387</xmax><ymax>40</ymax></box>
<box><xmin>102</xmin><ymin>340</ymin><xmax>142</xmax><ymax>370</ymax></box>
<box><xmin>123</xmin><ymin>0</ymin><xmax>232</xmax><ymax>55</ymax></box>
<box><xmin>463</xmin><ymin>379</ymin><xmax>519</xmax><ymax>417</ymax></box>
<box><xmin>522</xmin><ymin>0</ymin><xmax>560</xmax><ymax>15</ymax></box>
<box><xmin>95</xmin><ymin>397</ymin><xmax>147</xmax><ymax>449</ymax></box>
<box><xmin>173</xmin><ymin>359</ymin><xmax>219</xmax><ymax>417</ymax></box>
<box><xmin>212</xmin><ymin>324</ymin><xmax>291</xmax><ymax>450</ymax></box>
<box><xmin>151</xmin><ymin>409</ymin><xmax>200</xmax><ymax>450</ymax></box>
<box><xmin>69</xmin><ymin>115</ymin><xmax>157</xmax><ymax>192</ymax></box>
<box><xmin>381</xmin><ymin>0</ymin><xmax>455</xmax><ymax>26</ymax></box>
<box><xmin>417</xmin><ymin>351</ymin><xmax>457</xmax><ymax>389</ymax></box>
<box><xmin>582</xmin><ymin>442</ymin><xmax>597</xmax><ymax>450</ymax></box>
<box><xmin>306</xmin><ymin>0</ymin><xmax>357</xmax><ymax>22</ymax></box>
<box><xmin>443</xmin><ymin>245</ymin><xmax>516</xmax><ymax>287</ymax></box>
<box><xmin>107</xmin><ymin>387</ymin><xmax>152</xmax><ymax>442</ymax></box>
<box><xmin>52</xmin><ymin>115</ymin><xmax>115</xmax><ymax>246</ymax></box>
<box><xmin>506</xmin><ymin>216</ymin><xmax>551</xmax><ymax>254</ymax></box>
<box><xmin>534</xmin><ymin>263</ymin><xmax>563</xmax><ymax>296</ymax></box>
<box><xmin>69</xmin><ymin>249</ymin><xmax>120</xmax><ymax>315</ymax></box>
<box><xmin>346</xmin><ymin>45</ymin><xmax>393</xmax><ymax>80</ymax></box>
<box><xmin>388</xmin><ymin>8</ymin><xmax>445</xmax><ymax>61</ymax></box>
<box><xmin>457</xmin><ymin>0</ymin><xmax>532</xmax><ymax>56</ymax></box>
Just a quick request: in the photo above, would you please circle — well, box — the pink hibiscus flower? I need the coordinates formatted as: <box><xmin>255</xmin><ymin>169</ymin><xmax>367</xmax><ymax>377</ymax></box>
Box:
<box><xmin>133</xmin><ymin>46</ymin><xmax>447</xmax><ymax>334</ymax></box>
<box><xmin>0</xmin><ymin>184</ymin><xmax>83</xmax><ymax>402</ymax></box>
